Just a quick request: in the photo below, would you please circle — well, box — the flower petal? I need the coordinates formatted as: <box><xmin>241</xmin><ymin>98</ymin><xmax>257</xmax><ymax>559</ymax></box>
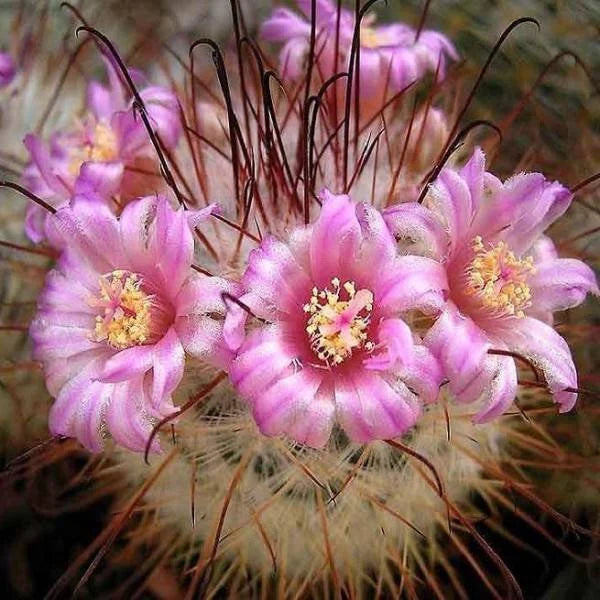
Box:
<box><xmin>335</xmin><ymin>372</ymin><xmax>420</xmax><ymax>443</ymax></box>
<box><xmin>74</xmin><ymin>161</ymin><xmax>124</xmax><ymax>198</ymax></box>
<box><xmin>279</xmin><ymin>38</ymin><xmax>310</xmax><ymax>80</ymax></box>
<box><xmin>354</xmin><ymin>202</ymin><xmax>397</xmax><ymax>274</ymax></box>
<box><xmin>230</xmin><ymin>325</ymin><xmax>297</xmax><ymax>399</ymax></box>
<box><xmin>261</xmin><ymin>7</ymin><xmax>310</xmax><ymax>41</ymax></box>
<box><xmin>376</xmin><ymin>255</ymin><xmax>448</xmax><ymax>314</ymax></box>
<box><xmin>297</xmin><ymin>0</ymin><xmax>337</xmax><ymax>24</ymax></box>
<box><xmin>98</xmin><ymin>345</ymin><xmax>154</xmax><ymax>383</ymax></box>
<box><xmin>498</xmin><ymin>317</ymin><xmax>579</xmax><ymax>412</ymax></box>
<box><xmin>310</xmin><ymin>190</ymin><xmax>361</xmax><ymax>287</ymax></box>
<box><xmin>151</xmin><ymin>327</ymin><xmax>185</xmax><ymax>411</ymax></box>
<box><xmin>252</xmin><ymin>369</ymin><xmax>333</xmax><ymax>448</ymax></box>
<box><xmin>459</xmin><ymin>146</ymin><xmax>486</xmax><ymax>212</ymax></box>
<box><xmin>363</xmin><ymin>317</ymin><xmax>414</xmax><ymax>371</ymax></box>
<box><xmin>399</xmin><ymin>344</ymin><xmax>444</xmax><ymax>405</ymax></box>
<box><xmin>243</xmin><ymin>235</ymin><xmax>312</xmax><ymax>314</ymax></box>
<box><xmin>425</xmin><ymin>302</ymin><xmax>491</xmax><ymax>400</ymax></box>
<box><xmin>471</xmin><ymin>352</ymin><xmax>518</xmax><ymax>423</ymax></box>
<box><xmin>87</xmin><ymin>81</ymin><xmax>115</xmax><ymax>121</ymax></box>
<box><xmin>106</xmin><ymin>377</ymin><xmax>163</xmax><ymax>453</ymax></box>
<box><xmin>54</xmin><ymin>195</ymin><xmax>121</xmax><ymax>272</ymax></box>
<box><xmin>175</xmin><ymin>274</ymin><xmax>238</xmax><ymax>317</ymax></box>
<box><xmin>23</xmin><ymin>134</ymin><xmax>70</xmax><ymax>197</ymax></box>
<box><xmin>48</xmin><ymin>355</ymin><xmax>107</xmax><ymax>452</ymax></box>
<box><xmin>149</xmin><ymin>197</ymin><xmax>195</xmax><ymax>295</ymax></box>
<box><xmin>529</xmin><ymin>258</ymin><xmax>599</xmax><ymax>313</ymax></box>
<box><xmin>473</xmin><ymin>171</ymin><xmax>571</xmax><ymax>255</ymax></box>
<box><xmin>175</xmin><ymin>315</ymin><xmax>235</xmax><ymax>369</ymax></box>
<box><xmin>425</xmin><ymin>167</ymin><xmax>474</xmax><ymax>256</ymax></box>
<box><xmin>383</xmin><ymin>202</ymin><xmax>448</xmax><ymax>260</ymax></box>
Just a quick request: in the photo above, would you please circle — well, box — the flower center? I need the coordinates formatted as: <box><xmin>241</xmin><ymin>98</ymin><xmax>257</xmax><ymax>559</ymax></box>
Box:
<box><xmin>465</xmin><ymin>236</ymin><xmax>535</xmax><ymax>318</ymax></box>
<box><xmin>69</xmin><ymin>121</ymin><xmax>118</xmax><ymax>175</ymax></box>
<box><xmin>90</xmin><ymin>270</ymin><xmax>153</xmax><ymax>349</ymax></box>
<box><xmin>359</xmin><ymin>16</ymin><xmax>391</xmax><ymax>48</ymax></box>
<box><xmin>360</xmin><ymin>25</ymin><xmax>389</xmax><ymax>48</ymax></box>
<box><xmin>304</xmin><ymin>278</ymin><xmax>374</xmax><ymax>365</ymax></box>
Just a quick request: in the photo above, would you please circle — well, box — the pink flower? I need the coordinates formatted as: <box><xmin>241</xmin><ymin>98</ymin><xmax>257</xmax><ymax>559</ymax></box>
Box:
<box><xmin>385</xmin><ymin>149</ymin><xmax>599</xmax><ymax>422</ymax></box>
<box><xmin>30</xmin><ymin>195</ymin><xmax>237</xmax><ymax>452</ymax></box>
<box><xmin>226</xmin><ymin>190</ymin><xmax>447</xmax><ymax>448</ymax></box>
<box><xmin>261</xmin><ymin>0</ymin><xmax>457</xmax><ymax>95</ymax></box>
<box><xmin>0</xmin><ymin>51</ymin><xmax>16</xmax><ymax>87</ymax></box>
<box><xmin>23</xmin><ymin>57</ymin><xmax>182</xmax><ymax>246</ymax></box>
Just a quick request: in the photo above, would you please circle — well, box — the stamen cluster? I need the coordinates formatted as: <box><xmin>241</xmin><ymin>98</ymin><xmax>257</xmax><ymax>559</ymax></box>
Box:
<box><xmin>91</xmin><ymin>271</ymin><xmax>152</xmax><ymax>349</ymax></box>
<box><xmin>466</xmin><ymin>236</ymin><xmax>535</xmax><ymax>318</ymax></box>
<box><xmin>68</xmin><ymin>122</ymin><xmax>119</xmax><ymax>175</ymax></box>
<box><xmin>304</xmin><ymin>278</ymin><xmax>374</xmax><ymax>365</ymax></box>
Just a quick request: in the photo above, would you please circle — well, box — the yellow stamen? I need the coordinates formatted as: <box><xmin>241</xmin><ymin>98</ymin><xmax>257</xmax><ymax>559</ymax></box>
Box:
<box><xmin>69</xmin><ymin>121</ymin><xmax>118</xmax><ymax>175</ymax></box>
<box><xmin>465</xmin><ymin>236</ymin><xmax>535</xmax><ymax>318</ymax></box>
<box><xmin>360</xmin><ymin>16</ymin><xmax>392</xmax><ymax>49</ymax></box>
<box><xmin>90</xmin><ymin>270</ymin><xmax>153</xmax><ymax>349</ymax></box>
<box><xmin>304</xmin><ymin>278</ymin><xmax>374</xmax><ymax>366</ymax></box>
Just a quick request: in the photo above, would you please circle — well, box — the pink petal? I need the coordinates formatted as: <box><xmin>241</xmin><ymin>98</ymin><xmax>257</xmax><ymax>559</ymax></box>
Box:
<box><xmin>497</xmin><ymin>317</ymin><xmax>579</xmax><ymax>412</ymax></box>
<box><xmin>74</xmin><ymin>161</ymin><xmax>124</xmax><ymax>198</ymax></box>
<box><xmin>36</xmin><ymin>270</ymin><xmax>95</xmax><ymax>311</ymax></box>
<box><xmin>383</xmin><ymin>202</ymin><xmax>448</xmax><ymax>260</ymax></box>
<box><xmin>459</xmin><ymin>147</ymin><xmax>486</xmax><ymax>213</ymax></box>
<box><xmin>141</xmin><ymin>86</ymin><xmax>182</xmax><ymax>149</ymax></box>
<box><xmin>297</xmin><ymin>0</ymin><xmax>337</xmax><ymax>24</ymax></box>
<box><xmin>98</xmin><ymin>345</ymin><xmax>154</xmax><ymax>383</ymax></box>
<box><xmin>175</xmin><ymin>274</ymin><xmax>239</xmax><ymax>317</ymax></box>
<box><xmin>24</xmin><ymin>205</ymin><xmax>48</xmax><ymax>245</ymax></box>
<box><xmin>87</xmin><ymin>81</ymin><xmax>115</xmax><ymax>121</ymax></box>
<box><xmin>505</xmin><ymin>181</ymin><xmax>572</xmax><ymax>255</ymax></box>
<box><xmin>280</xmin><ymin>38</ymin><xmax>309</xmax><ymax>80</ymax></box>
<box><xmin>48</xmin><ymin>355</ymin><xmax>106</xmax><ymax>451</ymax></box>
<box><xmin>426</xmin><ymin>167</ymin><xmax>473</xmax><ymax>256</ymax></box>
<box><xmin>473</xmin><ymin>171</ymin><xmax>571</xmax><ymax>255</ymax></box>
<box><xmin>186</xmin><ymin>203</ymin><xmax>218</xmax><ymax>230</ymax></box>
<box><xmin>222</xmin><ymin>291</ymin><xmax>267</xmax><ymax>352</ymax></box>
<box><xmin>529</xmin><ymin>235</ymin><xmax>558</xmax><ymax>264</ymax></box>
<box><xmin>0</xmin><ymin>51</ymin><xmax>16</xmax><ymax>87</ymax></box>
<box><xmin>309</xmin><ymin>189</ymin><xmax>361</xmax><ymax>287</ymax></box>
<box><xmin>335</xmin><ymin>371</ymin><xmax>420</xmax><ymax>443</ymax></box>
<box><xmin>529</xmin><ymin>258</ymin><xmax>599</xmax><ymax>313</ymax></box>
<box><xmin>354</xmin><ymin>202</ymin><xmax>397</xmax><ymax>273</ymax></box>
<box><xmin>243</xmin><ymin>235</ymin><xmax>313</xmax><ymax>314</ymax></box>
<box><xmin>23</xmin><ymin>134</ymin><xmax>70</xmax><ymax>197</ymax></box>
<box><xmin>425</xmin><ymin>302</ymin><xmax>490</xmax><ymax>400</ymax></box>
<box><xmin>363</xmin><ymin>317</ymin><xmax>414</xmax><ymax>371</ymax></box>
<box><xmin>106</xmin><ymin>377</ymin><xmax>163</xmax><ymax>453</ymax></box>
<box><xmin>230</xmin><ymin>326</ymin><xmax>296</xmax><ymax>399</ymax></box>
<box><xmin>399</xmin><ymin>344</ymin><xmax>444</xmax><ymax>405</ymax></box>
<box><xmin>112</xmin><ymin>109</ymin><xmax>147</xmax><ymax>158</ymax></box>
<box><xmin>54</xmin><ymin>196</ymin><xmax>121</xmax><ymax>272</ymax></box>
<box><xmin>376</xmin><ymin>255</ymin><xmax>448</xmax><ymax>315</ymax></box>
<box><xmin>261</xmin><ymin>7</ymin><xmax>310</xmax><ymax>41</ymax></box>
<box><xmin>390</xmin><ymin>48</ymin><xmax>419</xmax><ymax>88</ymax></box>
<box><xmin>252</xmin><ymin>369</ymin><xmax>332</xmax><ymax>448</ymax></box>
<box><xmin>149</xmin><ymin>197</ymin><xmax>195</xmax><ymax>296</ymax></box>
<box><xmin>31</xmin><ymin>322</ymin><xmax>99</xmax><ymax>361</ymax></box>
<box><xmin>73</xmin><ymin>382</ymin><xmax>111</xmax><ymax>452</ymax></box>
<box><xmin>119</xmin><ymin>195</ymin><xmax>158</xmax><ymax>271</ymax></box>
<box><xmin>356</xmin><ymin>49</ymin><xmax>384</xmax><ymax>98</ymax></box>
<box><xmin>471</xmin><ymin>352</ymin><xmax>518</xmax><ymax>423</ymax></box>
<box><xmin>151</xmin><ymin>327</ymin><xmax>185</xmax><ymax>410</ymax></box>
<box><xmin>175</xmin><ymin>315</ymin><xmax>234</xmax><ymax>369</ymax></box>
